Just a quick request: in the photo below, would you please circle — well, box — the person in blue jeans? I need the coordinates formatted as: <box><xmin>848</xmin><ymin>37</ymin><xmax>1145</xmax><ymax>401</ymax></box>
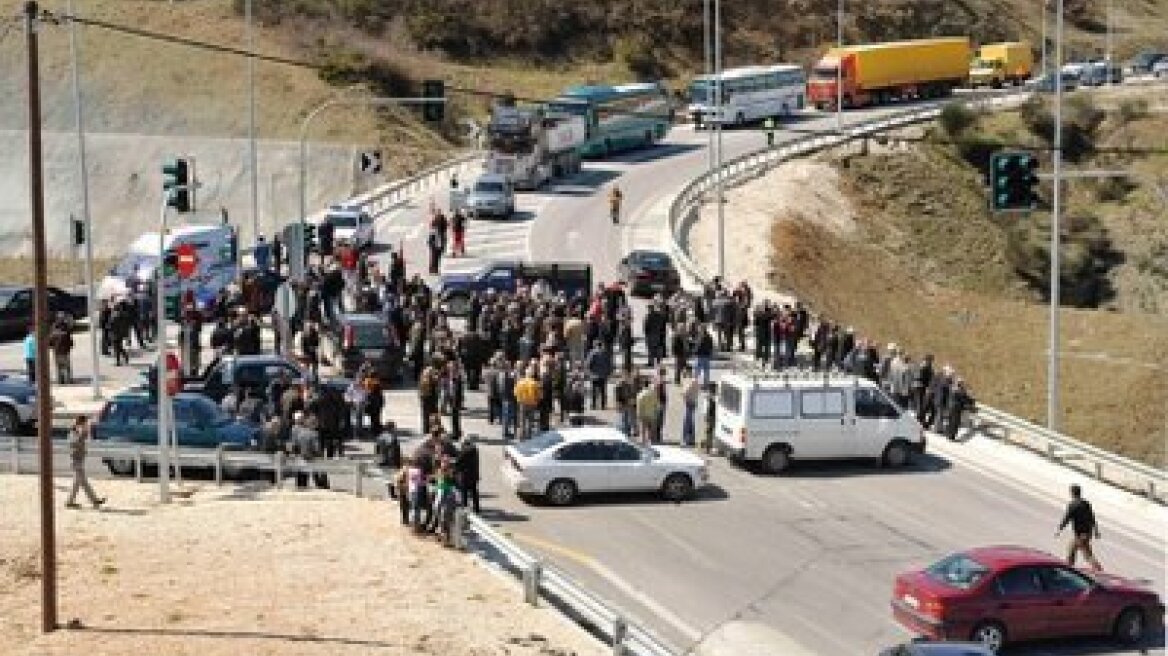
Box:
<box><xmin>694</xmin><ymin>325</ymin><xmax>714</xmax><ymax>388</ymax></box>
<box><xmin>23</xmin><ymin>327</ymin><xmax>36</xmax><ymax>383</ymax></box>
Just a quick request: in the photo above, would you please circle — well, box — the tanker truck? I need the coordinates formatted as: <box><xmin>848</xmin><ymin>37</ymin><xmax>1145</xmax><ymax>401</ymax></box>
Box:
<box><xmin>807</xmin><ymin>37</ymin><xmax>971</xmax><ymax>110</ymax></box>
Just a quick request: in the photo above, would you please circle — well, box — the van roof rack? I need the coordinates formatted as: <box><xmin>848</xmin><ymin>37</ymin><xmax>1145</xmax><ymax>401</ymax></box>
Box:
<box><xmin>726</xmin><ymin>363</ymin><xmax>867</xmax><ymax>387</ymax></box>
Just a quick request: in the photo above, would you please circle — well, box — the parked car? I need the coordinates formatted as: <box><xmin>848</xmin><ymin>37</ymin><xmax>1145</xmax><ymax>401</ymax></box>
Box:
<box><xmin>501</xmin><ymin>427</ymin><xmax>709</xmax><ymax>506</ymax></box>
<box><xmin>891</xmin><ymin>546</ymin><xmax>1165</xmax><ymax>653</ymax></box>
<box><xmin>1080</xmin><ymin>62</ymin><xmax>1123</xmax><ymax>86</ymax></box>
<box><xmin>1126</xmin><ymin>51</ymin><xmax>1167</xmax><ymax>75</ymax></box>
<box><xmin>183</xmin><ymin>354</ymin><xmax>308</xmax><ymax>403</ymax></box>
<box><xmin>322</xmin><ymin>204</ymin><xmax>374</xmax><ymax>250</ymax></box>
<box><xmin>0</xmin><ymin>374</ymin><xmax>36</xmax><ymax>435</ymax></box>
<box><xmin>325</xmin><ymin>313</ymin><xmax>404</xmax><ymax>381</ymax></box>
<box><xmin>1154</xmin><ymin>60</ymin><xmax>1168</xmax><ymax>79</ymax></box>
<box><xmin>465</xmin><ymin>173</ymin><xmax>515</xmax><ymax>219</ymax></box>
<box><xmin>1030</xmin><ymin>71</ymin><xmax>1080</xmax><ymax>93</ymax></box>
<box><xmin>93</xmin><ymin>390</ymin><xmax>261</xmax><ymax>475</ymax></box>
<box><xmin>879</xmin><ymin>642</ymin><xmax>993</xmax><ymax>656</ymax></box>
<box><xmin>0</xmin><ymin>285</ymin><xmax>87</xmax><ymax>336</ymax></box>
<box><xmin>619</xmin><ymin>249</ymin><xmax>682</xmax><ymax>297</ymax></box>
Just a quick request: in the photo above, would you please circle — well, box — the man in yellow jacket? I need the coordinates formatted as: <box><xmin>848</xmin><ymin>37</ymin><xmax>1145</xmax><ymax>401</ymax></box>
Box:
<box><xmin>514</xmin><ymin>365</ymin><xmax>542</xmax><ymax>441</ymax></box>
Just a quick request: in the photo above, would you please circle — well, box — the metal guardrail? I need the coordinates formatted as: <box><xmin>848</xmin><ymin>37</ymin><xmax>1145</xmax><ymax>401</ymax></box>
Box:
<box><xmin>0</xmin><ymin>436</ymin><xmax>371</xmax><ymax>495</ymax></box>
<box><xmin>665</xmin><ymin>90</ymin><xmax>1167</xmax><ymax>504</ymax></box>
<box><xmin>319</xmin><ymin>150</ymin><xmax>484</xmax><ymax>222</ymax></box>
<box><xmin>465</xmin><ymin>513</ymin><xmax>677</xmax><ymax>656</ymax></box>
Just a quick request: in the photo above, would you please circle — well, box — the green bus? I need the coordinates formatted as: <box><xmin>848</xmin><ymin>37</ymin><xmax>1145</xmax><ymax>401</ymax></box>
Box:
<box><xmin>547</xmin><ymin>82</ymin><xmax>673</xmax><ymax>158</ymax></box>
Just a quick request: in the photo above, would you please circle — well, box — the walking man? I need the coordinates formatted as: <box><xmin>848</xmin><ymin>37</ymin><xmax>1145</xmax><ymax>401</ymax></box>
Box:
<box><xmin>66</xmin><ymin>416</ymin><xmax>105</xmax><ymax>509</ymax></box>
<box><xmin>1057</xmin><ymin>484</ymin><xmax>1103</xmax><ymax>571</ymax></box>
<box><xmin>23</xmin><ymin>326</ymin><xmax>36</xmax><ymax>383</ymax></box>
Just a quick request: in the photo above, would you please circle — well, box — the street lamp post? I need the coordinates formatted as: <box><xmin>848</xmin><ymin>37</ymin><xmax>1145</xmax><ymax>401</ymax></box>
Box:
<box><xmin>246</xmin><ymin>0</ymin><xmax>259</xmax><ymax>246</ymax></box>
<box><xmin>836</xmin><ymin>0</ymin><xmax>844</xmax><ymax>131</ymax></box>
<box><xmin>1048</xmin><ymin>0</ymin><xmax>1066</xmax><ymax>431</ymax></box>
<box><xmin>703</xmin><ymin>0</ymin><xmax>712</xmax><ymax>171</ymax></box>
<box><xmin>66</xmin><ymin>0</ymin><xmax>100</xmax><ymax>401</ymax></box>
<box><xmin>298</xmin><ymin>94</ymin><xmax>445</xmax><ymax>278</ymax></box>
<box><xmin>1040</xmin><ymin>0</ymin><xmax>1048</xmax><ymax>77</ymax></box>
<box><xmin>714</xmin><ymin>0</ymin><xmax>725</xmax><ymax>280</ymax></box>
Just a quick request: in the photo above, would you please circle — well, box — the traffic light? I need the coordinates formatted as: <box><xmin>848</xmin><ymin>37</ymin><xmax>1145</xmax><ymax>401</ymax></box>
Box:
<box><xmin>162</xmin><ymin>250</ymin><xmax>179</xmax><ymax>278</ymax></box>
<box><xmin>304</xmin><ymin>222</ymin><xmax>317</xmax><ymax>251</ymax></box>
<box><xmin>71</xmin><ymin>217</ymin><xmax>85</xmax><ymax>246</ymax></box>
<box><xmin>989</xmin><ymin>151</ymin><xmax>1040</xmax><ymax>212</ymax></box>
<box><xmin>162</xmin><ymin>157</ymin><xmax>195</xmax><ymax>213</ymax></box>
<box><xmin>422</xmin><ymin>79</ymin><xmax>445</xmax><ymax>122</ymax></box>
<box><xmin>164</xmin><ymin>293</ymin><xmax>180</xmax><ymax>321</ymax></box>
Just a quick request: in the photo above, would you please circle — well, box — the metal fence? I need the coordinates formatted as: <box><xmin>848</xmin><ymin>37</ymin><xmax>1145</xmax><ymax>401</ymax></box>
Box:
<box><xmin>464</xmin><ymin>513</ymin><xmax>677</xmax><ymax>656</ymax></box>
<box><xmin>665</xmin><ymin>90</ymin><xmax>1167</xmax><ymax>505</ymax></box>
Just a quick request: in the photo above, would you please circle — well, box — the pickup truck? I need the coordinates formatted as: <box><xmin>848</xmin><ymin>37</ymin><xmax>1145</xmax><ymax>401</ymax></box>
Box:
<box><xmin>439</xmin><ymin>261</ymin><xmax>592</xmax><ymax>315</ymax></box>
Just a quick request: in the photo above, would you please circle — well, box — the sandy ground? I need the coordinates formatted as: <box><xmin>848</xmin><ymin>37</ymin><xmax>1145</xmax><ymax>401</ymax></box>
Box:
<box><xmin>1</xmin><ymin>476</ymin><xmax>603</xmax><ymax>656</ymax></box>
<box><xmin>686</xmin><ymin>158</ymin><xmax>854</xmax><ymax>304</ymax></box>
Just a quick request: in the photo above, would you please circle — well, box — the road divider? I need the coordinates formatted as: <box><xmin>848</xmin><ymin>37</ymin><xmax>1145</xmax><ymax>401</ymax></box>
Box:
<box><xmin>663</xmin><ymin>90</ymin><xmax>1166</xmax><ymax>505</ymax></box>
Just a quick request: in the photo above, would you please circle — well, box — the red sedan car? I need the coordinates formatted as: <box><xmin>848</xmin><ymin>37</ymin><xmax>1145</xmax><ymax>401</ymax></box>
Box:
<box><xmin>892</xmin><ymin>546</ymin><xmax>1164</xmax><ymax>652</ymax></box>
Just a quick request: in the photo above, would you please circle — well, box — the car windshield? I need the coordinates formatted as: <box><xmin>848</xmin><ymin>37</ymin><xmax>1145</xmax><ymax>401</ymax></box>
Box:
<box><xmin>0</xmin><ymin>289</ymin><xmax>14</xmax><ymax>307</ymax></box>
<box><xmin>811</xmin><ymin>65</ymin><xmax>838</xmax><ymax>80</ymax></box>
<box><xmin>635</xmin><ymin>252</ymin><xmax>673</xmax><ymax>269</ymax></box>
<box><xmin>925</xmin><ymin>553</ymin><xmax>991</xmax><ymax>590</ymax></box>
<box><xmin>328</xmin><ymin>214</ymin><xmax>358</xmax><ymax>228</ymax></box>
<box><xmin>474</xmin><ymin>181</ymin><xmax>505</xmax><ymax>194</ymax></box>
<box><xmin>350</xmin><ymin>323</ymin><xmax>389</xmax><ymax>347</ymax></box>
<box><xmin>515</xmin><ymin>431</ymin><xmax>565</xmax><ymax>456</ymax></box>
<box><xmin>687</xmin><ymin>81</ymin><xmax>711</xmax><ymax>104</ymax></box>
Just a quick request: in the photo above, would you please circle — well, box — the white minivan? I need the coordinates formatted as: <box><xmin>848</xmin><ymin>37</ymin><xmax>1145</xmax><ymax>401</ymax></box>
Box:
<box><xmin>714</xmin><ymin>372</ymin><xmax>925</xmax><ymax>474</ymax></box>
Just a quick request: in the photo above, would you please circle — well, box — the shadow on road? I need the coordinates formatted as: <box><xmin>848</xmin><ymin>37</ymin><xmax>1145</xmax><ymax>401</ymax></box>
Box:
<box><xmin>1005</xmin><ymin>630</ymin><xmax>1165</xmax><ymax>656</ymax></box>
<box><xmin>738</xmin><ymin>452</ymin><xmax>951</xmax><ymax>479</ymax></box>
<box><xmin>602</xmin><ymin>142</ymin><xmax>704</xmax><ymax>165</ymax></box>
<box><xmin>476</xmin><ymin>506</ymin><xmax>530</xmax><ymax>523</ymax></box>
<box><xmin>518</xmin><ymin>483</ymin><xmax>730</xmax><ymax>509</ymax></box>
<box><xmin>68</xmin><ymin>625</ymin><xmax>404</xmax><ymax>649</ymax></box>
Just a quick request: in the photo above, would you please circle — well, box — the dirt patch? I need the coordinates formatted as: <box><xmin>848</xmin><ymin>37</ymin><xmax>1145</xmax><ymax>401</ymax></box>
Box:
<box><xmin>0</xmin><ymin>477</ymin><xmax>603</xmax><ymax>656</ymax></box>
<box><xmin>0</xmin><ymin>257</ymin><xmax>118</xmax><ymax>289</ymax></box>
<box><xmin>769</xmin><ymin>218</ymin><xmax>1167</xmax><ymax>467</ymax></box>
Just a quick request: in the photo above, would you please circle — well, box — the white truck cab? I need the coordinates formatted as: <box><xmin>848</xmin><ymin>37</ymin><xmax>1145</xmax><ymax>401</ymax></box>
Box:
<box><xmin>714</xmin><ymin>370</ymin><xmax>924</xmax><ymax>474</ymax></box>
<box><xmin>322</xmin><ymin>203</ymin><xmax>374</xmax><ymax>249</ymax></box>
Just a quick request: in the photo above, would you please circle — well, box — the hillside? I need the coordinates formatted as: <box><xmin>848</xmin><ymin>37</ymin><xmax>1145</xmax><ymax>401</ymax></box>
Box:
<box><xmin>764</xmin><ymin>87</ymin><xmax>1167</xmax><ymax>466</ymax></box>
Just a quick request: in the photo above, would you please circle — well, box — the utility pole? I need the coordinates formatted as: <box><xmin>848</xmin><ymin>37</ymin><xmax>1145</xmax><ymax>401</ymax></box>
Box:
<box><xmin>67</xmin><ymin>0</ymin><xmax>100</xmax><ymax>401</ymax></box>
<box><xmin>1040</xmin><ymin>0</ymin><xmax>1048</xmax><ymax>77</ymax></box>
<box><xmin>714</xmin><ymin>0</ymin><xmax>725</xmax><ymax>279</ymax></box>
<box><xmin>1105</xmin><ymin>0</ymin><xmax>1113</xmax><ymax>86</ymax></box>
<box><xmin>1049</xmin><ymin>0</ymin><xmax>1065</xmax><ymax>432</ymax></box>
<box><xmin>703</xmin><ymin>0</ymin><xmax>712</xmax><ymax>171</ymax></box>
<box><xmin>246</xmin><ymin>0</ymin><xmax>259</xmax><ymax>248</ymax></box>
<box><xmin>156</xmin><ymin>196</ymin><xmax>171</xmax><ymax>504</ymax></box>
<box><xmin>25</xmin><ymin>0</ymin><xmax>59</xmax><ymax>634</ymax></box>
<box><xmin>836</xmin><ymin>0</ymin><xmax>844</xmax><ymax>131</ymax></box>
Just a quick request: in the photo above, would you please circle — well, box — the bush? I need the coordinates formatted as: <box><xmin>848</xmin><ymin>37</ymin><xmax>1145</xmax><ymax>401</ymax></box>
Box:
<box><xmin>613</xmin><ymin>35</ymin><xmax>671</xmax><ymax>81</ymax></box>
<box><xmin>955</xmin><ymin>134</ymin><xmax>1003</xmax><ymax>173</ymax></box>
<box><xmin>1117</xmin><ymin>98</ymin><xmax>1149</xmax><ymax>124</ymax></box>
<box><xmin>1006</xmin><ymin>211</ymin><xmax>1119</xmax><ymax>307</ymax></box>
<box><xmin>938</xmin><ymin>102</ymin><xmax>977</xmax><ymax>137</ymax></box>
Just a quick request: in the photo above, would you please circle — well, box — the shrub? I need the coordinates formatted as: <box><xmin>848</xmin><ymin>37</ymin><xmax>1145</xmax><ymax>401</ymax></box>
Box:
<box><xmin>938</xmin><ymin>102</ymin><xmax>977</xmax><ymax>137</ymax></box>
<box><xmin>1005</xmin><ymin>211</ymin><xmax>1119</xmax><ymax>307</ymax></box>
<box><xmin>1116</xmin><ymin>98</ymin><xmax>1149</xmax><ymax>124</ymax></box>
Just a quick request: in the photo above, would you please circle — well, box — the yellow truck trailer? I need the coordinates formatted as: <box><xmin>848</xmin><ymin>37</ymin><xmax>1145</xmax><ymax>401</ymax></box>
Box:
<box><xmin>807</xmin><ymin>37</ymin><xmax>971</xmax><ymax>110</ymax></box>
<box><xmin>969</xmin><ymin>42</ymin><xmax>1034</xmax><ymax>87</ymax></box>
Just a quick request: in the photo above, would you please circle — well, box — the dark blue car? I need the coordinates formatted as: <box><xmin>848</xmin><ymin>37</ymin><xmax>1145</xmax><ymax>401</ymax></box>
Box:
<box><xmin>93</xmin><ymin>390</ymin><xmax>260</xmax><ymax>476</ymax></box>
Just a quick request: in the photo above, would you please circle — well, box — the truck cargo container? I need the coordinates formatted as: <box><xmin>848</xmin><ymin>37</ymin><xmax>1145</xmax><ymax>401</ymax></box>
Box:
<box><xmin>807</xmin><ymin>37</ymin><xmax>971</xmax><ymax>110</ymax></box>
<box><xmin>969</xmin><ymin>42</ymin><xmax>1034</xmax><ymax>88</ymax></box>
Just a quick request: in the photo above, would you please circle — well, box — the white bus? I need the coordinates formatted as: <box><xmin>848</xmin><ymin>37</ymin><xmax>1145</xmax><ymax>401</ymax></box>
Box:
<box><xmin>687</xmin><ymin>64</ymin><xmax>806</xmax><ymax>128</ymax></box>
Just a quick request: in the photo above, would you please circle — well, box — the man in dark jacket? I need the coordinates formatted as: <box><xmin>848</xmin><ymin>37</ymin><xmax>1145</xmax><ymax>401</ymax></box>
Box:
<box><xmin>315</xmin><ymin>383</ymin><xmax>348</xmax><ymax>458</ymax></box>
<box><xmin>753</xmin><ymin>302</ymin><xmax>772</xmax><ymax>364</ymax></box>
<box><xmin>317</xmin><ymin>219</ymin><xmax>335</xmax><ymax>264</ymax></box>
<box><xmin>943</xmin><ymin>378</ymin><xmax>976</xmax><ymax>441</ymax></box>
<box><xmin>584</xmin><ymin>343</ymin><xmax>612</xmax><ymax>410</ymax></box>
<box><xmin>454</xmin><ymin>437</ymin><xmax>481</xmax><ymax>514</ymax></box>
<box><xmin>1057</xmin><ymin>484</ymin><xmax>1102</xmax><ymax>570</ymax></box>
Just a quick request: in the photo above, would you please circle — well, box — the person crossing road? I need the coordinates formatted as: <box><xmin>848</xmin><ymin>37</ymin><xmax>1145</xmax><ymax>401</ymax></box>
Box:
<box><xmin>1057</xmin><ymin>483</ymin><xmax>1103</xmax><ymax>571</ymax></box>
<box><xmin>609</xmin><ymin>185</ymin><xmax>623</xmax><ymax>224</ymax></box>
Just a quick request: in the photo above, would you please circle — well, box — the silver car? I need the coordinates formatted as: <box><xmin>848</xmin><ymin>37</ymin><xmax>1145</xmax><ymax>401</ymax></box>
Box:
<box><xmin>465</xmin><ymin>174</ymin><xmax>515</xmax><ymax>219</ymax></box>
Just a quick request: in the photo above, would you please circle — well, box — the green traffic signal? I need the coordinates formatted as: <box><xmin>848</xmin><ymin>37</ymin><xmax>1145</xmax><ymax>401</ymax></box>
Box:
<box><xmin>162</xmin><ymin>157</ymin><xmax>194</xmax><ymax>213</ymax></box>
<box><xmin>422</xmin><ymin>79</ymin><xmax>445</xmax><ymax>122</ymax></box>
<box><xmin>989</xmin><ymin>151</ymin><xmax>1039</xmax><ymax>212</ymax></box>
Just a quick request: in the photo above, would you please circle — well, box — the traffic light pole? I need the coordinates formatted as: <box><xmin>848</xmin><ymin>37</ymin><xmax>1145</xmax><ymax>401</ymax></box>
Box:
<box><xmin>297</xmin><ymin>94</ymin><xmax>445</xmax><ymax>280</ymax></box>
<box><xmin>156</xmin><ymin>194</ymin><xmax>171</xmax><ymax>504</ymax></box>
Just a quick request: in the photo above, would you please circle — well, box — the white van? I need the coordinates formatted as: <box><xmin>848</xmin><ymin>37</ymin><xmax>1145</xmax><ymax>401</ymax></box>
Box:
<box><xmin>320</xmin><ymin>203</ymin><xmax>374</xmax><ymax>249</ymax></box>
<box><xmin>714</xmin><ymin>371</ymin><xmax>925</xmax><ymax>474</ymax></box>
<box><xmin>99</xmin><ymin>224</ymin><xmax>238</xmax><ymax>309</ymax></box>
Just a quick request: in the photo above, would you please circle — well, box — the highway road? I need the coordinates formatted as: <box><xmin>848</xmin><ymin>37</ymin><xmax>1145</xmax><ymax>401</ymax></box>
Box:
<box><xmin>381</xmin><ymin>100</ymin><xmax>1167</xmax><ymax>655</ymax></box>
<box><xmin>0</xmin><ymin>91</ymin><xmax>1163</xmax><ymax>656</ymax></box>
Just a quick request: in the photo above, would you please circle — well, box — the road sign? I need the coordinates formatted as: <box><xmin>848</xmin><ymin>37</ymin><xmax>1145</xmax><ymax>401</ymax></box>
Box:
<box><xmin>359</xmin><ymin>150</ymin><xmax>382</xmax><ymax>174</ymax></box>
<box><xmin>175</xmin><ymin>243</ymin><xmax>198</xmax><ymax>279</ymax></box>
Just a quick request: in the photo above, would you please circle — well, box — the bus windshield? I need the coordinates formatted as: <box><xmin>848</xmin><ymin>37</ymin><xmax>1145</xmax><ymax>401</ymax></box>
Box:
<box><xmin>547</xmin><ymin>101</ymin><xmax>590</xmax><ymax>118</ymax></box>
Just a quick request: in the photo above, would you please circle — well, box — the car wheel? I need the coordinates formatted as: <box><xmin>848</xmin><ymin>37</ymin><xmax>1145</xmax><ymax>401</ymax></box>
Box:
<box><xmin>882</xmin><ymin>440</ymin><xmax>912</xmax><ymax>468</ymax></box>
<box><xmin>1114</xmin><ymin>607</ymin><xmax>1147</xmax><ymax>644</ymax></box>
<box><xmin>970</xmin><ymin>620</ymin><xmax>1007</xmax><ymax>653</ymax></box>
<box><xmin>106</xmin><ymin>458</ymin><xmax>136</xmax><ymax>477</ymax></box>
<box><xmin>546</xmin><ymin>478</ymin><xmax>578</xmax><ymax>506</ymax></box>
<box><xmin>0</xmin><ymin>405</ymin><xmax>19</xmax><ymax>435</ymax></box>
<box><xmin>762</xmin><ymin>445</ymin><xmax>790</xmax><ymax>475</ymax></box>
<box><xmin>661</xmin><ymin>473</ymin><xmax>694</xmax><ymax>502</ymax></box>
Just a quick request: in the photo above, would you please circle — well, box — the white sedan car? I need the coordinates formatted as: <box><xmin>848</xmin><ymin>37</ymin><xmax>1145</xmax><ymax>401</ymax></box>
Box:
<box><xmin>501</xmin><ymin>427</ymin><xmax>709</xmax><ymax>506</ymax></box>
